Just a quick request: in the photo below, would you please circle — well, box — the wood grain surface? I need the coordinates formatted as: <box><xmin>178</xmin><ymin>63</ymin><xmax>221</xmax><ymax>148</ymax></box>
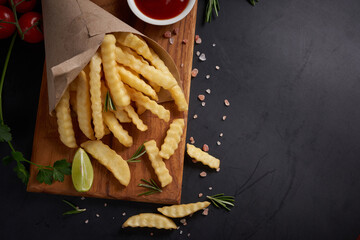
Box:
<box><xmin>26</xmin><ymin>0</ymin><xmax>198</xmax><ymax>204</ymax></box>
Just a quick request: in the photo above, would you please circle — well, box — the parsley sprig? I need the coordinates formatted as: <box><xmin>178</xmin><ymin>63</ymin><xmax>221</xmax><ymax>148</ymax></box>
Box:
<box><xmin>205</xmin><ymin>0</ymin><xmax>220</xmax><ymax>23</ymax></box>
<box><xmin>206</xmin><ymin>193</ymin><xmax>235</xmax><ymax>211</ymax></box>
<box><xmin>62</xmin><ymin>200</ymin><xmax>86</xmax><ymax>215</ymax></box>
<box><xmin>138</xmin><ymin>178</ymin><xmax>162</xmax><ymax>196</ymax></box>
<box><xmin>0</xmin><ymin>32</ymin><xmax>71</xmax><ymax>185</ymax></box>
<box><xmin>126</xmin><ymin>144</ymin><xmax>146</xmax><ymax>163</ymax></box>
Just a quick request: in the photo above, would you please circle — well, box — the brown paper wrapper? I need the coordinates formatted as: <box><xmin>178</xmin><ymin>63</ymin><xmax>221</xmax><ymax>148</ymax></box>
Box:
<box><xmin>42</xmin><ymin>0</ymin><xmax>180</xmax><ymax>112</ymax></box>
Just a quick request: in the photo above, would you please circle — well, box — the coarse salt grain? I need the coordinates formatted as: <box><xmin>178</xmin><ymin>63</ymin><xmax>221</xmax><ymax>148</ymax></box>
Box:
<box><xmin>196</xmin><ymin>51</ymin><xmax>200</xmax><ymax>56</ymax></box>
<box><xmin>81</xmin><ymin>197</ymin><xmax>85</xmax><ymax>200</ymax></box>
<box><xmin>180</xmin><ymin>63</ymin><xmax>184</xmax><ymax>68</ymax></box>
<box><xmin>205</xmin><ymin>75</ymin><xmax>210</xmax><ymax>79</ymax></box>
<box><xmin>96</xmin><ymin>214</ymin><xmax>100</xmax><ymax>217</ymax></box>
<box><xmin>163</xmin><ymin>31</ymin><xmax>172</xmax><ymax>38</ymax></box>
<box><xmin>173</xmin><ymin>28</ymin><xmax>179</xmax><ymax>35</ymax></box>
<box><xmin>180</xmin><ymin>219</ymin><xmax>187</xmax><ymax>225</ymax></box>
<box><xmin>104</xmin><ymin>203</ymin><xmax>107</xmax><ymax>207</ymax></box>
<box><xmin>196</xmin><ymin>37</ymin><xmax>202</xmax><ymax>44</ymax></box>
<box><xmin>192</xmin><ymin>159</ymin><xmax>197</xmax><ymax>163</ymax></box>
<box><xmin>198</xmin><ymin>94</ymin><xmax>205</xmax><ymax>101</ymax></box>
<box><xmin>219</xmin><ymin>133</ymin><xmax>223</xmax><ymax>137</ymax></box>
<box><xmin>188</xmin><ymin>233</ymin><xmax>191</xmax><ymax>237</ymax></box>
<box><xmin>182</xmin><ymin>39</ymin><xmax>188</xmax><ymax>44</ymax></box>
<box><xmin>215</xmin><ymin>65</ymin><xmax>220</xmax><ymax>70</ymax></box>
<box><xmin>195</xmin><ymin>34</ymin><xmax>199</xmax><ymax>41</ymax></box>
<box><xmin>180</xmin><ymin>230</ymin><xmax>183</xmax><ymax>234</ymax></box>
<box><xmin>191</xmin><ymin>68</ymin><xmax>198</xmax><ymax>77</ymax></box>
<box><xmin>224</xmin><ymin>99</ymin><xmax>230</xmax><ymax>106</ymax></box>
<box><xmin>150</xmin><ymin>232</ymin><xmax>154</xmax><ymax>236</ymax></box>
<box><xmin>217</xmin><ymin>141</ymin><xmax>221</xmax><ymax>146</ymax></box>
<box><xmin>212</xmin><ymin>43</ymin><xmax>216</xmax><ymax>47</ymax></box>
<box><xmin>222</xmin><ymin>115</ymin><xmax>227</xmax><ymax>121</ymax></box>
<box><xmin>202</xmin><ymin>144</ymin><xmax>209</xmax><ymax>152</ymax></box>
<box><xmin>85</xmin><ymin>219</ymin><xmax>89</xmax><ymax>224</ymax></box>
<box><xmin>216</xmin><ymin>168</ymin><xmax>220</xmax><ymax>172</ymax></box>
<box><xmin>169</xmin><ymin>37</ymin><xmax>174</xmax><ymax>45</ymax></box>
<box><xmin>189</xmin><ymin>136</ymin><xmax>195</xmax><ymax>144</ymax></box>
<box><xmin>199</xmin><ymin>53</ymin><xmax>206</xmax><ymax>61</ymax></box>
<box><xmin>200</xmin><ymin>171</ymin><xmax>207</xmax><ymax>177</ymax></box>
<box><xmin>198</xmin><ymin>193</ymin><xmax>203</xmax><ymax>198</ymax></box>
<box><xmin>202</xmin><ymin>208</ymin><xmax>209</xmax><ymax>216</ymax></box>
<box><xmin>206</xmin><ymin>89</ymin><xmax>211</xmax><ymax>94</ymax></box>
<box><xmin>122</xmin><ymin>212</ymin><xmax>126</xmax><ymax>216</ymax></box>
<box><xmin>193</xmin><ymin>114</ymin><xmax>198</xmax><ymax>119</ymax></box>
<box><xmin>201</xmin><ymin>102</ymin><xmax>206</xmax><ymax>107</ymax></box>
<box><xmin>209</xmin><ymin>186</ymin><xmax>213</xmax><ymax>190</ymax></box>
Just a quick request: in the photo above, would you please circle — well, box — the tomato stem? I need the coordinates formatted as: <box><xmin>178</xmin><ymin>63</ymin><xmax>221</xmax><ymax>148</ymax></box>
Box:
<box><xmin>9</xmin><ymin>0</ymin><xmax>25</xmax><ymax>39</ymax></box>
<box><xmin>0</xmin><ymin>33</ymin><xmax>16</xmax><ymax>125</ymax></box>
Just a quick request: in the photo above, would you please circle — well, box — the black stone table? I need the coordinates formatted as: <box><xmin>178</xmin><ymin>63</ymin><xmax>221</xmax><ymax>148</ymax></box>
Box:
<box><xmin>1</xmin><ymin>0</ymin><xmax>360</xmax><ymax>239</ymax></box>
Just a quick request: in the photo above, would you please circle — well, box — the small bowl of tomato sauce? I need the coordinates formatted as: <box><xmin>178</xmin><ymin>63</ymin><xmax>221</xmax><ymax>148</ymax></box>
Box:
<box><xmin>127</xmin><ymin>0</ymin><xmax>196</xmax><ymax>26</ymax></box>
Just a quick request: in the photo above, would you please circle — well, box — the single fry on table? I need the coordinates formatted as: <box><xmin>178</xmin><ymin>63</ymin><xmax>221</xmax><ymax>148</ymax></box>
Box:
<box><xmin>81</xmin><ymin>140</ymin><xmax>130</xmax><ymax>187</ymax></box>
<box><xmin>186</xmin><ymin>144</ymin><xmax>220</xmax><ymax>169</ymax></box>
<box><xmin>159</xmin><ymin>119</ymin><xmax>185</xmax><ymax>160</ymax></box>
<box><xmin>122</xmin><ymin>213</ymin><xmax>177</xmax><ymax>229</ymax></box>
<box><xmin>157</xmin><ymin>201</ymin><xmax>211</xmax><ymax>218</ymax></box>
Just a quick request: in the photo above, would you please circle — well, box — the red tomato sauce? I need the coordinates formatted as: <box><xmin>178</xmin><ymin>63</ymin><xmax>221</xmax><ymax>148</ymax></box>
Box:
<box><xmin>134</xmin><ymin>0</ymin><xmax>190</xmax><ymax>20</ymax></box>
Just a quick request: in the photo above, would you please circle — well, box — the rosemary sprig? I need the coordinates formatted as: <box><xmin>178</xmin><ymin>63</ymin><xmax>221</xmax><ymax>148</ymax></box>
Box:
<box><xmin>104</xmin><ymin>91</ymin><xmax>116</xmax><ymax>112</ymax></box>
<box><xmin>127</xmin><ymin>144</ymin><xmax>146</xmax><ymax>163</ymax></box>
<box><xmin>138</xmin><ymin>178</ymin><xmax>162</xmax><ymax>196</ymax></box>
<box><xmin>62</xmin><ymin>200</ymin><xmax>86</xmax><ymax>215</ymax></box>
<box><xmin>206</xmin><ymin>193</ymin><xmax>235</xmax><ymax>211</ymax></box>
<box><xmin>249</xmin><ymin>0</ymin><xmax>259</xmax><ymax>6</ymax></box>
<box><xmin>205</xmin><ymin>0</ymin><xmax>220</xmax><ymax>23</ymax></box>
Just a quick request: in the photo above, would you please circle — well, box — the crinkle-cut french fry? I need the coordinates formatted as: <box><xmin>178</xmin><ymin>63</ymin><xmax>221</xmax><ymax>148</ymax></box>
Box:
<box><xmin>148</xmin><ymin>48</ymin><xmax>172</xmax><ymax>74</ymax></box>
<box><xmin>159</xmin><ymin>119</ymin><xmax>185</xmax><ymax>160</ymax></box>
<box><xmin>168</xmin><ymin>85</ymin><xmax>188</xmax><ymax>111</ymax></box>
<box><xmin>76</xmin><ymin>70</ymin><xmax>95</xmax><ymax>140</ymax></box>
<box><xmin>113</xmin><ymin>107</ymin><xmax>131</xmax><ymax>123</ymax></box>
<box><xmin>103</xmin><ymin>111</ymin><xmax>133</xmax><ymax>147</ymax></box>
<box><xmin>81</xmin><ymin>140</ymin><xmax>130</xmax><ymax>187</ymax></box>
<box><xmin>115</xmin><ymin>46</ymin><xmax>177</xmax><ymax>90</ymax></box>
<box><xmin>186</xmin><ymin>144</ymin><xmax>220</xmax><ymax>169</ymax></box>
<box><xmin>157</xmin><ymin>201</ymin><xmax>211</xmax><ymax>218</ymax></box>
<box><xmin>125</xmin><ymin>85</ymin><xmax>170</xmax><ymax>122</ymax></box>
<box><xmin>124</xmin><ymin>105</ymin><xmax>148</xmax><ymax>131</ymax></box>
<box><xmin>101</xmin><ymin>34</ymin><xmax>130</xmax><ymax>107</ymax></box>
<box><xmin>135</xmin><ymin>102</ymin><xmax>146</xmax><ymax>115</ymax></box>
<box><xmin>115</xmin><ymin>32</ymin><xmax>154</xmax><ymax>62</ymax></box>
<box><xmin>69</xmin><ymin>90</ymin><xmax>77</xmax><ymax>114</ymax></box>
<box><xmin>89</xmin><ymin>51</ymin><xmax>105</xmax><ymax>140</ymax></box>
<box><xmin>55</xmin><ymin>88</ymin><xmax>77</xmax><ymax>148</ymax></box>
<box><xmin>147</xmin><ymin>80</ymin><xmax>161</xmax><ymax>93</ymax></box>
<box><xmin>144</xmin><ymin>140</ymin><xmax>172</xmax><ymax>187</ymax></box>
<box><xmin>117</xmin><ymin>65</ymin><xmax>158</xmax><ymax>100</ymax></box>
<box><xmin>122</xmin><ymin>213</ymin><xmax>177</xmax><ymax>229</ymax></box>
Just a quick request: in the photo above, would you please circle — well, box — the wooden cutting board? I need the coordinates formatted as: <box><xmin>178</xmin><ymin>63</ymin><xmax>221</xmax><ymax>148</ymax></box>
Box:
<box><xmin>26</xmin><ymin>0</ymin><xmax>198</xmax><ymax>204</ymax></box>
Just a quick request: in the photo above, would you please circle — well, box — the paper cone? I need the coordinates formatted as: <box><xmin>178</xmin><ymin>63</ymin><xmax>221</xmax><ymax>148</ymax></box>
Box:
<box><xmin>42</xmin><ymin>0</ymin><xmax>180</xmax><ymax>112</ymax></box>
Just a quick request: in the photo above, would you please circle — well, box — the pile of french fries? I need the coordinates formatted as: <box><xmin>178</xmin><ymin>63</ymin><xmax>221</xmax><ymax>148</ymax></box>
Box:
<box><xmin>55</xmin><ymin>32</ymin><xmax>188</xmax><ymax>188</ymax></box>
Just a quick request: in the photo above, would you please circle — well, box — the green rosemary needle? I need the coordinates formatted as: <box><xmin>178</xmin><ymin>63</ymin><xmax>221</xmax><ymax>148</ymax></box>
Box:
<box><xmin>205</xmin><ymin>0</ymin><xmax>220</xmax><ymax>23</ymax></box>
<box><xmin>127</xmin><ymin>144</ymin><xmax>146</xmax><ymax>163</ymax></box>
<box><xmin>206</xmin><ymin>193</ymin><xmax>235</xmax><ymax>211</ymax></box>
<box><xmin>104</xmin><ymin>91</ymin><xmax>116</xmax><ymax>112</ymax></box>
<box><xmin>62</xmin><ymin>200</ymin><xmax>86</xmax><ymax>215</ymax></box>
<box><xmin>138</xmin><ymin>178</ymin><xmax>162</xmax><ymax>196</ymax></box>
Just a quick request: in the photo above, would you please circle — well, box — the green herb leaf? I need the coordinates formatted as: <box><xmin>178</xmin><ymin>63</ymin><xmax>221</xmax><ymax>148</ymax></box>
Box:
<box><xmin>13</xmin><ymin>162</ymin><xmax>29</xmax><ymax>184</ymax></box>
<box><xmin>37</xmin><ymin>168</ymin><xmax>53</xmax><ymax>185</ymax></box>
<box><xmin>11</xmin><ymin>151</ymin><xmax>26</xmax><ymax>163</ymax></box>
<box><xmin>104</xmin><ymin>91</ymin><xmax>116</xmax><ymax>112</ymax></box>
<box><xmin>205</xmin><ymin>0</ymin><xmax>220</xmax><ymax>23</ymax></box>
<box><xmin>206</xmin><ymin>193</ymin><xmax>235</xmax><ymax>211</ymax></box>
<box><xmin>138</xmin><ymin>178</ymin><xmax>162</xmax><ymax>196</ymax></box>
<box><xmin>0</xmin><ymin>124</ymin><xmax>12</xmax><ymax>142</ymax></box>
<box><xmin>127</xmin><ymin>144</ymin><xmax>146</xmax><ymax>163</ymax></box>
<box><xmin>2</xmin><ymin>155</ymin><xmax>12</xmax><ymax>165</ymax></box>
<box><xmin>53</xmin><ymin>159</ymin><xmax>71</xmax><ymax>175</ymax></box>
<box><xmin>62</xmin><ymin>200</ymin><xmax>86</xmax><ymax>215</ymax></box>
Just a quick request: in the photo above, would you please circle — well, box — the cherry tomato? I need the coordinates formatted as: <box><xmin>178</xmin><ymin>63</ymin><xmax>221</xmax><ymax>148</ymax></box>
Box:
<box><xmin>18</xmin><ymin>11</ymin><xmax>43</xmax><ymax>43</ymax></box>
<box><xmin>0</xmin><ymin>5</ymin><xmax>16</xmax><ymax>39</ymax></box>
<box><xmin>8</xmin><ymin>0</ymin><xmax>36</xmax><ymax>13</ymax></box>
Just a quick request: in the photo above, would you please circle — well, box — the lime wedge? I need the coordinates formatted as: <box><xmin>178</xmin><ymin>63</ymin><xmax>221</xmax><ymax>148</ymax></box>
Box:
<box><xmin>71</xmin><ymin>148</ymin><xmax>94</xmax><ymax>192</ymax></box>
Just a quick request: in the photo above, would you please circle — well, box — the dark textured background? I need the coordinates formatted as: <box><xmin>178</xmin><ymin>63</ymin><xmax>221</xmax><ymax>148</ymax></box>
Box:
<box><xmin>1</xmin><ymin>0</ymin><xmax>360</xmax><ymax>239</ymax></box>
